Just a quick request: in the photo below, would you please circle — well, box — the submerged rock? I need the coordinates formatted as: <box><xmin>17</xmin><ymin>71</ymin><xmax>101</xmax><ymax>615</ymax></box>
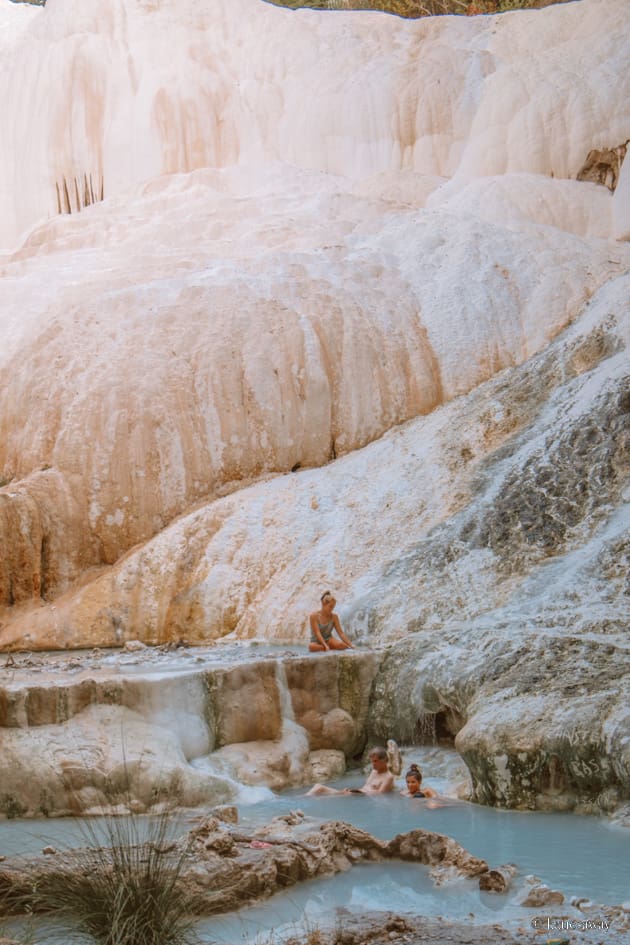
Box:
<box><xmin>478</xmin><ymin>864</ymin><xmax>517</xmax><ymax>894</ymax></box>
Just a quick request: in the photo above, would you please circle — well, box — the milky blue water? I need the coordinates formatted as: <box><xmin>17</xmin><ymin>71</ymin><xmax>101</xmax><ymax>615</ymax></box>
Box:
<box><xmin>236</xmin><ymin>779</ymin><xmax>629</xmax><ymax>905</ymax></box>
<box><xmin>2</xmin><ymin>751</ymin><xmax>628</xmax><ymax>944</ymax></box>
<box><xmin>2</xmin><ymin>769</ymin><xmax>628</xmax><ymax>904</ymax></box>
<box><xmin>195</xmin><ymin>863</ymin><xmax>523</xmax><ymax>944</ymax></box>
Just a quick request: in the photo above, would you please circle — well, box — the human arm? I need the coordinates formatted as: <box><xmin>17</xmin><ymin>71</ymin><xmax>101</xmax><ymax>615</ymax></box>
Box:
<box><xmin>332</xmin><ymin>613</ymin><xmax>354</xmax><ymax>648</ymax></box>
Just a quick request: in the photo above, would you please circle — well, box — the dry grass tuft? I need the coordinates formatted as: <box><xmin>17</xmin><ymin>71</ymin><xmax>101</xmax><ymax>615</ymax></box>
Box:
<box><xmin>0</xmin><ymin>775</ymin><xmax>199</xmax><ymax>945</ymax></box>
<box><xmin>32</xmin><ymin>817</ymin><xmax>198</xmax><ymax>945</ymax></box>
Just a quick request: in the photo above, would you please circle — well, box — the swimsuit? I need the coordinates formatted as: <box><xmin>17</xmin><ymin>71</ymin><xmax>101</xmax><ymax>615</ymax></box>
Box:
<box><xmin>412</xmin><ymin>791</ymin><xmax>427</xmax><ymax>798</ymax></box>
<box><xmin>311</xmin><ymin>619</ymin><xmax>334</xmax><ymax>644</ymax></box>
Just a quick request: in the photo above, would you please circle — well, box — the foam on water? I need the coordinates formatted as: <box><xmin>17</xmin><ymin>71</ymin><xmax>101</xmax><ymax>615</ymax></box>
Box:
<box><xmin>189</xmin><ymin>753</ymin><xmax>277</xmax><ymax>805</ymax></box>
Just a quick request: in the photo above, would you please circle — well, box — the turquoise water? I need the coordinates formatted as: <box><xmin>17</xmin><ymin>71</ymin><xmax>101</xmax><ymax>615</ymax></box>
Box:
<box><xmin>1</xmin><ymin>752</ymin><xmax>628</xmax><ymax>945</ymax></box>
<box><xmin>237</xmin><ymin>779</ymin><xmax>629</xmax><ymax>905</ymax></box>
<box><xmin>2</xmin><ymin>780</ymin><xmax>627</xmax><ymax>904</ymax></box>
<box><xmin>0</xmin><ymin>779</ymin><xmax>630</xmax><ymax>903</ymax></box>
<box><xmin>195</xmin><ymin>863</ymin><xmax>524</xmax><ymax>944</ymax></box>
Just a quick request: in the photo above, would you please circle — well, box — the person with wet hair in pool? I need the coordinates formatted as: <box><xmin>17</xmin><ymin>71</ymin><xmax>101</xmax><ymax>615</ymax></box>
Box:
<box><xmin>306</xmin><ymin>746</ymin><xmax>394</xmax><ymax>796</ymax></box>
<box><xmin>308</xmin><ymin>591</ymin><xmax>354</xmax><ymax>652</ymax></box>
<box><xmin>400</xmin><ymin>763</ymin><xmax>438</xmax><ymax>799</ymax></box>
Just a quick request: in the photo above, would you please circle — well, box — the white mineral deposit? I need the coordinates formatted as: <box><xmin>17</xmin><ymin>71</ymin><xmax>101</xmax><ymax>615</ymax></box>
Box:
<box><xmin>0</xmin><ymin>0</ymin><xmax>629</xmax><ymax>941</ymax></box>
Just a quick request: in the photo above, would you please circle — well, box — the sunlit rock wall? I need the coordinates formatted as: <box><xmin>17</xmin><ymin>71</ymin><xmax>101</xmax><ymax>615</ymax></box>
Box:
<box><xmin>0</xmin><ymin>0</ymin><xmax>628</xmax><ymax>650</ymax></box>
<box><xmin>1</xmin><ymin>164</ymin><xmax>626</xmax><ymax>613</ymax></box>
<box><xmin>3</xmin><ymin>268</ymin><xmax>625</xmax><ymax>813</ymax></box>
<box><xmin>1</xmin><ymin>0</ymin><xmax>628</xmax><ymax>815</ymax></box>
<box><xmin>1</xmin><ymin>0</ymin><xmax>628</xmax><ymax>253</ymax></box>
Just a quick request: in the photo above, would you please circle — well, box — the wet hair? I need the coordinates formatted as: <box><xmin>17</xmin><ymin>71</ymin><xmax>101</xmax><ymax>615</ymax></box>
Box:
<box><xmin>320</xmin><ymin>590</ymin><xmax>333</xmax><ymax>603</ymax></box>
<box><xmin>369</xmin><ymin>746</ymin><xmax>388</xmax><ymax>761</ymax></box>
<box><xmin>405</xmin><ymin>764</ymin><xmax>423</xmax><ymax>783</ymax></box>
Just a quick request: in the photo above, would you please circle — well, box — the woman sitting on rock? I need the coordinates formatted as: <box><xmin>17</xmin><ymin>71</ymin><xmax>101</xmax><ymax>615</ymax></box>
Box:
<box><xmin>307</xmin><ymin>746</ymin><xmax>394</xmax><ymax>796</ymax></box>
<box><xmin>400</xmin><ymin>763</ymin><xmax>438</xmax><ymax>799</ymax></box>
<box><xmin>308</xmin><ymin>591</ymin><xmax>354</xmax><ymax>652</ymax></box>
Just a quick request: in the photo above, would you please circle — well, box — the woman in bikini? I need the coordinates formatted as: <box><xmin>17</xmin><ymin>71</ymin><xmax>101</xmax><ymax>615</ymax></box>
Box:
<box><xmin>400</xmin><ymin>763</ymin><xmax>438</xmax><ymax>799</ymax></box>
<box><xmin>308</xmin><ymin>590</ymin><xmax>354</xmax><ymax>652</ymax></box>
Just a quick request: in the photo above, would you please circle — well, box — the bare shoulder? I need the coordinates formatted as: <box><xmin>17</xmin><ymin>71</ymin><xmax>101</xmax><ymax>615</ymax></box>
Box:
<box><xmin>380</xmin><ymin>772</ymin><xmax>396</xmax><ymax>793</ymax></box>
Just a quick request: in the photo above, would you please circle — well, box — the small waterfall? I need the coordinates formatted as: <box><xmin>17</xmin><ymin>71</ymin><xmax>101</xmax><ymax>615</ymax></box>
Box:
<box><xmin>415</xmin><ymin>711</ymin><xmax>437</xmax><ymax>745</ymax></box>
<box><xmin>274</xmin><ymin>660</ymin><xmax>296</xmax><ymax>724</ymax></box>
<box><xmin>189</xmin><ymin>755</ymin><xmax>275</xmax><ymax>805</ymax></box>
<box><xmin>274</xmin><ymin>660</ymin><xmax>310</xmax><ymax>783</ymax></box>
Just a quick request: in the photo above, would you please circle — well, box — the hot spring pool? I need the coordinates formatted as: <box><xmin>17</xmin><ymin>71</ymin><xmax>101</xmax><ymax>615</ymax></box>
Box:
<box><xmin>1</xmin><ymin>748</ymin><xmax>627</xmax><ymax>944</ymax></box>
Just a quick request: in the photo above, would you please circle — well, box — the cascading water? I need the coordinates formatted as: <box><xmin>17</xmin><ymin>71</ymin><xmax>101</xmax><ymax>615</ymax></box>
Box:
<box><xmin>415</xmin><ymin>711</ymin><xmax>437</xmax><ymax>746</ymax></box>
<box><xmin>274</xmin><ymin>659</ymin><xmax>312</xmax><ymax>784</ymax></box>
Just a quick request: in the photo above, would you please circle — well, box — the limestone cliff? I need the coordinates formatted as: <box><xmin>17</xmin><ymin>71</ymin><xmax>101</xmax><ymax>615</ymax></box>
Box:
<box><xmin>1</xmin><ymin>0</ymin><xmax>628</xmax><ymax>252</ymax></box>
<box><xmin>0</xmin><ymin>0</ymin><xmax>629</xmax><ymax>627</ymax></box>
<box><xmin>0</xmin><ymin>0</ymin><xmax>628</xmax><ymax>812</ymax></box>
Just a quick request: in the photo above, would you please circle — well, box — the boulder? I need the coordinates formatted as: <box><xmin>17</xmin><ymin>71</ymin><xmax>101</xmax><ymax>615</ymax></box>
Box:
<box><xmin>308</xmin><ymin>749</ymin><xmax>347</xmax><ymax>782</ymax></box>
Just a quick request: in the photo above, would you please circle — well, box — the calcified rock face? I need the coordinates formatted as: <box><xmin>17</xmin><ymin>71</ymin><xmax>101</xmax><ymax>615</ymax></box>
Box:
<box><xmin>1</xmin><ymin>0</ymin><xmax>628</xmax><ymax>252</ymax></box>
<box><xmin>0</xmin><ymin>0</ymin><xmax>629</xmax><ymax>811</ymax></box>
<box><xmin>364</xmin><ymin>278</ymin><xmax>630</xmax><ymax>810</ymax></box>
<box><xmin>0</xmin><ymin>650</ymin><xmax>379</xmax><ymax>816</ymax></box>
<box><xmin>1</xmin><ymin>0</ymin><xmax>629</xmax><ymax>623</ymax></box>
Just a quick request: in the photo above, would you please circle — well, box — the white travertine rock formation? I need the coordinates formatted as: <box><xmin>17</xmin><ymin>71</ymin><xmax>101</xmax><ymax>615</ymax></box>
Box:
<box><xmin>1</xmin><ymin>159</ymin><xmax>627</xmax><ymax>615</ymax></box>
<box><xmin>1</xmin><ymin>0</ymin><xmax>628</xmax><ymax>618</ymax></box>
<box><xmin>3</xmin><ymin>267</ymin><xmax>627</xmax><ymax>652</ymax></box>
<box><xmin>0</xmin><ymin>651</ymin><xmax>378</xmax><ymax>815</ymax></box>
<box><xmin>0</xmin><ymin>0</ymin><xmax>629</xmax><ymax>253</ymax></box>
<box><xmin>614</xmin><ymin>153</ymin><xmax>630</xmax><ymax>240</ymax></box>
<box><xmin>0</xmin><ymin>0</ymin><xmax>37</xmax><ymax>52</ymax></box>
<box><xmin>0</xmin><ymin>0</ymin><xmax>628</xmax><ymax>817</ymax></box>
<box><xmin>0</xmin><ymin>0</ymin><xmax>630</xmax><ymax>811</ymax></box>
<box><xmin>427</xmin><ymin>174</ymin><xmax>615</xmax><ymax>240</ymax></box>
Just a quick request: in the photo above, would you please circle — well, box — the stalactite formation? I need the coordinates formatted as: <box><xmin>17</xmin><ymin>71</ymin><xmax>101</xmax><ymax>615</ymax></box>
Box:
<box><xmin>55</xmin><ymin>172</ymin><xmax>104</xmax><ymax>215</ymax></box>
